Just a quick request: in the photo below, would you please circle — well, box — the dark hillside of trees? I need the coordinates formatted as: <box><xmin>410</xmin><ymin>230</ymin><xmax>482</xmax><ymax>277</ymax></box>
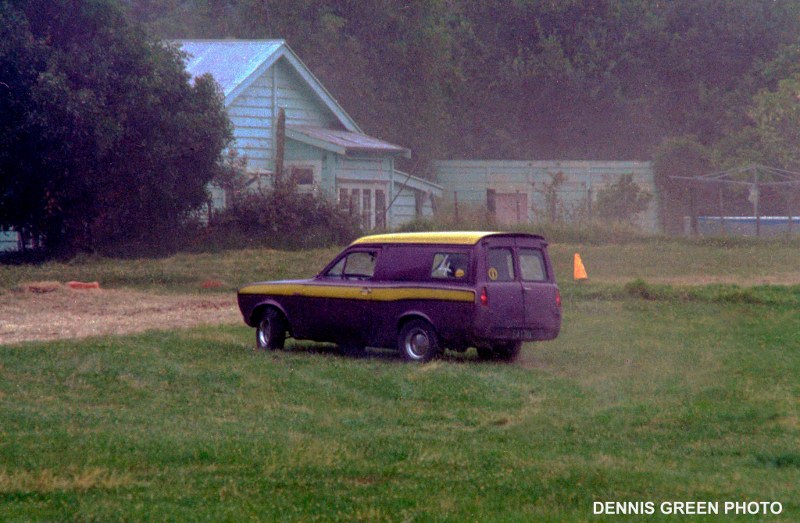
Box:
<box><xmin>128</xmin><ymin>0</ymin><xmax>800</xmax><ymax>177</ymax></box>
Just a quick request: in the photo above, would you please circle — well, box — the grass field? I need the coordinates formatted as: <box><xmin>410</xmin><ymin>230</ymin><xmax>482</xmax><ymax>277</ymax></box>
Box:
<box><xmin>3</xmin><ymin>236</ymin><xmax>800</xmax><ymax>294</ymax></box>
<box><xmin>1</xmin><ymin>239</ymin><xmax>799</xmax><ymax>520</ymax></box>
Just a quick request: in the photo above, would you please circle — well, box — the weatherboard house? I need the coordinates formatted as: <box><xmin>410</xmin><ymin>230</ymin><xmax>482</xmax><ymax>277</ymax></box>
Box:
<box><xmin>178</xmin><ymin>39</ymin><xmax>440</xmax><ymax>229</ymax></box>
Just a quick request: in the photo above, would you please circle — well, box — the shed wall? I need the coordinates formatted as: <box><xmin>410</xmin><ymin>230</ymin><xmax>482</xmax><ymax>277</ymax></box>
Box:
<box><xmin>434</xmin><ymin>160</ymin><xmax>658</xmax><ymax>231</ymax></box>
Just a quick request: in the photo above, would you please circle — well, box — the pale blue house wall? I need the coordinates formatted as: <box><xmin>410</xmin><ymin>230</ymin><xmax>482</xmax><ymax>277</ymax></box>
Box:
<box><xmin>274</xmin><ymin>60</ymin><xmax>338</xmax><ymax>128</ymax></box>
<box><xmin>227</xmin><ymin>72</ymin><xmax>273</xmax><ymax>171</ymax></box>
<box><xmin>181</xmin><ymin>40</ymin><xmax>441</xmax><ymax>230</ymax></box>
<box><xmin>227</xmin><ymin>57</ymin><xmax>337</xmax><ymax>173</ymax></box>
<box><xmin>434</xmin><ymin>160</ymin><xmax>658</xmax><ymax>231</ymax></box>
<box><xmin>0</xmin><ymin>231</ymin><xmax>19</xmax><ymax>252</ymax></box>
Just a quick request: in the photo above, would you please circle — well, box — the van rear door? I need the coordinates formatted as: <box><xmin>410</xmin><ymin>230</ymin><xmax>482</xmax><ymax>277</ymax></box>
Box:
<box><xmin>517</xmin><ymin>238</ymin><xmax>561</xmax><ymax>339</ymax></box>
<box><xmin>483</xmin><ymin>240</ymin><xmax>525</xmax><ymax>335</ymax></box>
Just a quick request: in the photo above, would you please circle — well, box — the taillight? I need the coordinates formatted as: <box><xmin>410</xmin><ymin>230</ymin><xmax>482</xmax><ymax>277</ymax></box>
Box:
<box><xmin>480</xmin><ymin>286</ymin><xmax>489</xmax><ymax>306</ymax></box>
<box><xmin>555</xmin><ymin>288</ymin><xmax>562</xmax><ymax>308</ymax></box>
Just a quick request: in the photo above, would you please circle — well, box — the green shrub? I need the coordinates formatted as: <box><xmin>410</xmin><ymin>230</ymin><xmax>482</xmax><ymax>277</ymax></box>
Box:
<box><xmin>209</xmin><ymin>188</ymin><xmax>360</xmax><ymax>250</ymax></box>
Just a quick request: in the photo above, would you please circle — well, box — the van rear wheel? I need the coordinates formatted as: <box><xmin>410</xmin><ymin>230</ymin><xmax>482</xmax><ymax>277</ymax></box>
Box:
<box><xmin>398</xmin><ymin>319</ymin><xmax>441</xmax><ymax>362</ymax></box>
<box><xmin>476</xmin><ymin>347</ymin><xmax>495</xmax><ymax>360</ymax></box>
<box><xmin>493</xmin><ymin>341</ymin><xmax>522</xmax><ymax>362</ymax></box>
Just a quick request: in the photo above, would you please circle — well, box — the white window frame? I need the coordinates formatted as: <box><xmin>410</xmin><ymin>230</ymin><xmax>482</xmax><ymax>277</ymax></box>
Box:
<box><xmin>337</xmin><ymin>181</ymin><xmax>389</xmax><ymax>230</ymax></box>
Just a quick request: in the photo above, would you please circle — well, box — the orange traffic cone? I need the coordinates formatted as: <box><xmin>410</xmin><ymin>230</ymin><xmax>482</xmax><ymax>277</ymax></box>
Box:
<box><xmin>573</xmin><ymin>253</ymin><xmax>588</xmax><ymax>281</ymax></box>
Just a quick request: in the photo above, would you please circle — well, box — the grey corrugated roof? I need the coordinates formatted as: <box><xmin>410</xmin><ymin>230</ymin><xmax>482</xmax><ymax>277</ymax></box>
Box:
<box><xmin>177</xmin><ymin>40</ymin><xmax>284</xmax><ymax>97</ymax></box>
<box><xmin>287</xmin><ymin>125</ymin><xmax>411</xmax><ymax>158</ymax></box>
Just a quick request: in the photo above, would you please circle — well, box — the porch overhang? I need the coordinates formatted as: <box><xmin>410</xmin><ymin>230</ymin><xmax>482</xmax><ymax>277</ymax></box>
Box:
<box><xmin>287</xmin><ymin>125</ymin><xmax>411</xmax><ymax>159</ymax></box>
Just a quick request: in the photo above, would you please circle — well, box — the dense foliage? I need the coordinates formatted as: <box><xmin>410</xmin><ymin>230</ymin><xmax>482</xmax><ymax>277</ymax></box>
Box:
<box><xmin>595</xmin><ymin>174</ymin><xmax>652</xmax><ymax>224</ymax></box>
<box><xmin>129</xmin><ymin>0</ymin><xmax>800</xmax><ymax>175</ymax></box>
<box><xmin>210</xmin><ymin>153</ymin><xmax>360</xmax><ymax>250</ymax></box>
<box><xmin>0</xmin><ymin>0</ymin><xmax>231</xmax><ymax>254</ymax></box>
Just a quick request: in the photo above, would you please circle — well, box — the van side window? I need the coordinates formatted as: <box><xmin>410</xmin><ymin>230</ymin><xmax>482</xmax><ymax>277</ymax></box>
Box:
<box><xmin>519</xmin><ymin>248</ymin><xmax>547</xmax><ymax>281</ymax></box>
<box><xmin>431</xmin><ymin>253</ymin><xmax>469</xmax><ymax>279</ymax></box>
<box><xmin>325</xmin><ymin>251</ymin><xmax>378</xmax><ymax>279</ymax></box>
<box><xmin>326</xmin><ymin>256</ymin><xmax>346</xmax><ymax>277</ymax></box>
<box><xmin>344</xmin><ymin>251</ymin><xmax>378</xmax><ymax>279</ymax></box>
<box><xmin>487</xmin><ymin>248</ymin><xmax>515</xmax><ymax>281</ymax></box>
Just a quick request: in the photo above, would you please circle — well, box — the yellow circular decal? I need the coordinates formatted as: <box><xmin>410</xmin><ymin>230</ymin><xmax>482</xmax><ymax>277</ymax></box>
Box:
<box><xmin>488</xmin><ymin>267</ymin><xmax>498</xmax><ymax>281</ymax></box>
<box><xmin>455</xmin><ymin>269</ymin><xmax>465</xmax><ymax>278</ymax></box>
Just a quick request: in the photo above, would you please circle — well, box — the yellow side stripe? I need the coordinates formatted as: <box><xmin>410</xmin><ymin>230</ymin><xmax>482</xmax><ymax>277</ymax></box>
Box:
<box><xmin>239</xmin><ymin>283</ymin><xmax>475</xmax><ymax>302</ymax></box>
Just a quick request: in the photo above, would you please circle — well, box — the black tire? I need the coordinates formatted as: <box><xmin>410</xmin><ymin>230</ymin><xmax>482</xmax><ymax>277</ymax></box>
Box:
<box><xmin>492</xmin><ymin>341</ymin><xmax>522</xmax><ymax>362</ymax></box>
<box><xmin>398</xmin><ymin>319</ymin><xmax>441</xmax><ymax>362</ymax></box>
<box><xmin>339</xmin><ymin>342</ymin><xmax>367</xmax><ymax>358</ymax></box>
<box><xmin>255</xmin><ymin>308</ymin><xmax>286</xmax><ymax>350</ymax></box>
<box><xmin>476</xmin><ymin>346</ymin><xmax>495</xmax><ymax>361</ymax></box>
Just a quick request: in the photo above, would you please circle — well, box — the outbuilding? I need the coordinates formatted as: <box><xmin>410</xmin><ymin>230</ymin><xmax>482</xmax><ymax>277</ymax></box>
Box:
<box><xmin>178</xmin><ymin>39</ymin><xmax>441</xmax><ymax>229</ymax></box>
<box><xmin>434</xmin><ymin>160</ymin><xmax>658</xmax><ymax>231</ymax></box>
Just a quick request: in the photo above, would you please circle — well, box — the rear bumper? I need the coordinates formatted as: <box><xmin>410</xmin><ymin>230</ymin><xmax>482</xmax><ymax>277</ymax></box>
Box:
<box><xmin>473</xmin><ymin>326</ymin><xmax>560</xmax><ymax>344</ymax></box>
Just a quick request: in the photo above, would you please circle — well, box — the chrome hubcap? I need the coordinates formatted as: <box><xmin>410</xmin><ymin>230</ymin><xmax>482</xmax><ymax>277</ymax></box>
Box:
<box><xmin>257</xmin><ymin>318</ymin><xmax>271</xmax><ymax>347</ymax></box>
<box><xmin>405</xmin><ymin>328</ymin><xmax>430</xmax><ymax>359</ymax></box>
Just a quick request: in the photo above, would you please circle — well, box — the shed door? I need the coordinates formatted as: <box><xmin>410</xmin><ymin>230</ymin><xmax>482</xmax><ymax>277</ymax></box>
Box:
<box><xmin>495</xmin><ymin>192</ymin><xmax>528</xmax><ymax>225</ymax></box>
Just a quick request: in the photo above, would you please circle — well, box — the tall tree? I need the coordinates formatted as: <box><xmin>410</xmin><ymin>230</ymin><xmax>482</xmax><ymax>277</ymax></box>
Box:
<box><xmin>0</xmin><ymin>0</ymin><xmax>231</xmax><ymax>253</ymax></box>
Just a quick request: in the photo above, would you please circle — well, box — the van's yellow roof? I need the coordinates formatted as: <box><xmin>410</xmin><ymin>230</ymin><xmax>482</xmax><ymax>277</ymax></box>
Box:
<box><xmin>350</xmin><ymin>231</ymin><xmax>502</xmax><ymax>246</ymax></box>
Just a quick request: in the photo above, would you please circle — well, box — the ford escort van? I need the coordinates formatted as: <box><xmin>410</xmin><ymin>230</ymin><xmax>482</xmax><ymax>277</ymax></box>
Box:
<box><xmin>237</xmin><ymin>231</ymin><xmax>561</xmax><ymax>361</ymax></box>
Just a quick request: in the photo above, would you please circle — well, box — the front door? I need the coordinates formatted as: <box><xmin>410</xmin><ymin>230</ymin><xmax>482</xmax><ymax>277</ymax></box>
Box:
<box><xmin>315</xmin><ymin>248</ymin><xmax>379</xmax><ymax>343</ymax></box>
<box><xmin>338</xmin><ymin>184</ymin><xmax>388</xmax><ymax>230</ymax></box>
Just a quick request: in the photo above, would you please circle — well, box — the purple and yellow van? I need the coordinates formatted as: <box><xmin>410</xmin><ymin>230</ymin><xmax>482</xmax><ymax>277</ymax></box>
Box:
<box><xmin>237</xmin><ymin>231</ymin><xmax>561</xmax><ymax>362</ymax></box>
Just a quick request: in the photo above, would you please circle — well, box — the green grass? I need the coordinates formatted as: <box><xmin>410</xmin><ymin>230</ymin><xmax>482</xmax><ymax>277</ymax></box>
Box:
<box><xmin>1</xmin><ymin>298</ymin><xmax>798</xmax><ymax>521</ymax></box>
<box><xmin>2</xmin><ymin>240</ymin><xmax>799</xmax><ymax>519</ymax></box>
<box><xmin>3</xmin><ymin>237</ymin><xmax>800</xmax><ymax>294</ymax></box>
<box><xmin>547</xmin><ymin>238</ymin><xmax>800</xmax><ymax>284</ymax></box>
<box><xmin>0</xmin><ymin>247</ymin><xmax>341</xmax><ymax>294</ymax></box>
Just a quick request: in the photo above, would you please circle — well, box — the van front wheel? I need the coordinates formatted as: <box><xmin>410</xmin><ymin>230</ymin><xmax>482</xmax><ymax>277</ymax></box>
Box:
<box><xmin>256</xmin><ymin>309</ymin><xmax>286</xmax><ymax>350</ymax></box>
<box><xmin>398</xmin><ymin>320</ymin><xmax>441</xmax><ymax>362</ymax></box>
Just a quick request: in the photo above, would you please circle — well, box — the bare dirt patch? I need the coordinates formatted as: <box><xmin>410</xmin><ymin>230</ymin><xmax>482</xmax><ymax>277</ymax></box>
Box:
<box><xmin>0</xmin><ymin>285</ymin><xmax>240</xmax><ymax>345</ymax></box>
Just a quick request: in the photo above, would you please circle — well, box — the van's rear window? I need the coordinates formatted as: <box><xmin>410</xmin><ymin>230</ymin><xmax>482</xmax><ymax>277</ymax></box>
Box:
<box><xmin>519</xmin><ymin>248</ymin><xmax>546</xmax><ymax>281</ymax></box>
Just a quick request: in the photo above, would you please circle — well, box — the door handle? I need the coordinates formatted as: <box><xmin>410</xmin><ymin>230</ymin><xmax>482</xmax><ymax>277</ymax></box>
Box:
<box><xmin>360</xmin><ymin>287</ymin><xmax>372</xmax><ymax>295</ymax></box>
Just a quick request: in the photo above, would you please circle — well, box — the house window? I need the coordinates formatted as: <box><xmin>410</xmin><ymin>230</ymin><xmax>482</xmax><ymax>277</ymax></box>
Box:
<box><xmin>338</xmin><ymin>184</ymin><xmax>388</xmax><ymax>230</ymax></box>
<box><xmin>290</xmin><ymin>167</ymin><xmax>314</xmax><ymax>185</ymax></box>
<box><xmin>284</xmin><ymin>161</ymin><xmax>321</xmax><ymax>192</ymax></box>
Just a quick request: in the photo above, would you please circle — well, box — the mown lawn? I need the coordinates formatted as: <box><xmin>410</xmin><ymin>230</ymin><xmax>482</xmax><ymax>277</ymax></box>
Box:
<box><xmin>1</xmin><ymin>293</ymin><xmax>798</xmax><ymax>520</ymax></box>
<box><xmin>2</xmin><ymin>237</ymin><xmax>800</xmax><ymax>293</ymax></box>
